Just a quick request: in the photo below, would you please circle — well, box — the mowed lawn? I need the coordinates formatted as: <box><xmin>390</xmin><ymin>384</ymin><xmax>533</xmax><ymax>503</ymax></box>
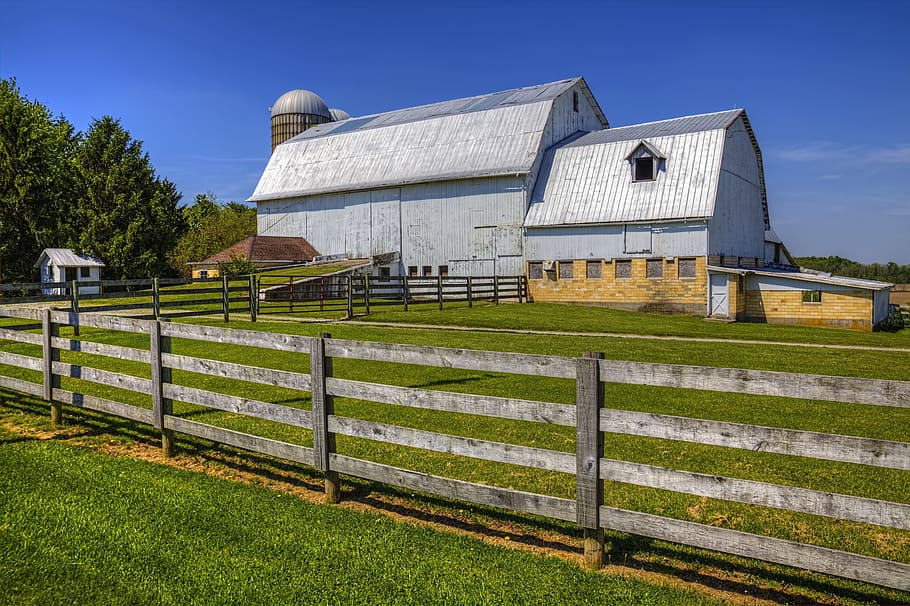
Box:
<box><xmin>0</xmin><ymin>301</ymin><xmax>908</xmax><ymax>603</ymax></box>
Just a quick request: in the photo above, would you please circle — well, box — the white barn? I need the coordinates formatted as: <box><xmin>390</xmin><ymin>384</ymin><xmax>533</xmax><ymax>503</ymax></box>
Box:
<box><xmin>249</xmin><ymin>78</ymin><xmax>891</xmax><ymax>330</ymax></box>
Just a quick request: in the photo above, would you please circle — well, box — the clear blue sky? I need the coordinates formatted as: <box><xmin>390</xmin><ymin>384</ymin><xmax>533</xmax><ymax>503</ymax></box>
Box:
<box><xmin>2</xmin><ymin>0</ymin><xmax>908</xmax><ymax>264</ymax></box>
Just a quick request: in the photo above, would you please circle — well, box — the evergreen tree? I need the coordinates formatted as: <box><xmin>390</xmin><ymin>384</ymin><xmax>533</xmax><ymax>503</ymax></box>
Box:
<box><xmin>0</xmin><ymin>78</ymin><xmax>77</xmax><ymax>282</ymax></box>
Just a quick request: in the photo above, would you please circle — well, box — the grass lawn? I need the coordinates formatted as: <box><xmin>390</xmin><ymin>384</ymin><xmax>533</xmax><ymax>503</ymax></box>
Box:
<box><xmin>0</xmin><ymin>302</ymin><xmax>908</xmax><ymax>603</ymax></box>
<box><xmin>0</xmin><ymin>431</ymin><xmax>722</xmax><ymax>606</ymax></box>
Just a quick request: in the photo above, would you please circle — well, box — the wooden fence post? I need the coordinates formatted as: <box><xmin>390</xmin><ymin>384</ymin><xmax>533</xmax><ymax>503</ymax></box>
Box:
<box><xmin>467</xmin><ymin>276</ymin><xmax>473</xmax><ymax>308</ymax></box>
<box><xmin>248</xmin><ymin>274</ymin><xmax>258</xmax><ymax>322</ymax></box>
<box><xmin>402</xmin><ymin>276</ymin><xmax>409</xmax><ymax>311</ymax></box>
<box><xmin>346</xmin><ymin>275</ymin><xmax>354</xmax><ymax>319</ymax></box>
<box><xmin>221</xmin><ymin>275</ymin><xmax>230</xmax><ymax>323</ymax></box>
<box><xmin>70</xmin><ymin>280</ymin><xmax>80</xmax><ymax>336</ymax></box>
<box><xmin>437</xmin><ymin>275</ymin><xmax>444</xmax><ymax>310</ymax></box>
<box><xmin>311</xmin><ymin>332</ymin><xmax>340</xmax><ymax>503</ymax></box>
<box><xmin>494</xmin><ymin>275</ymin><xmax>500</xmax><ymax>305</ymax></box>
<box><xmin>363</xmin><ymin>275</ymin><xmax>371</xmax><ymax>315</ymax></box>
<box><xmin>150</xmin><ymin>320</ymin><xmax>175</xmax><ymax>457</ymax></box>
<box><xmin>152</xmin><ymin>277</ymin><xmax>161</xmax><ymax>320</ymax></box>
<box><xmin>576</xmin><ymin>351</ymin><xmax>605</xmax><ymax>570</ymax></box>
<box><xmin>41</xmin><ymin>309</ymin><xmax>62</xmax><ymax>425</ymax></box>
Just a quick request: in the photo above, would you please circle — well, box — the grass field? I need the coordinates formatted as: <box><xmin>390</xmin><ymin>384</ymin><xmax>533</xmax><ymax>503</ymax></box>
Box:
<box><xmin>0</xmin><ymin>302</ymin><xmax>908</xmax><ymax>604</ymax></box>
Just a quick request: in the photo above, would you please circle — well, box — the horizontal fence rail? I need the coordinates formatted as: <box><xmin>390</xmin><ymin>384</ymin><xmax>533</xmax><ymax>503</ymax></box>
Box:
<box><xmin>0</xmin><ymin>306</ymin><xmax>907</xmax><ymax>592</ymax></box>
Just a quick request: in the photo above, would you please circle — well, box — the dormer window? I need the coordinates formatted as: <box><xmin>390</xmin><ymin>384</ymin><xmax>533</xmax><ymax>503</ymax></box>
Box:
<box><xmin>634</xmin><ymin>157</ymin><xmax>654</xmax><ymax>181</ymax></box>
<box><xmin>626</xmin><ymin>140</ymin><xmax>666</xmax><ymax>183</ymax></box>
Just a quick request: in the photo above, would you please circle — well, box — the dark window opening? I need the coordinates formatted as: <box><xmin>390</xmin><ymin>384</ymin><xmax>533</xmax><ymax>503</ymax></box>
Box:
<box><xmin>64</xmin><ymin>267</ymin><xmax>77</xmax><ymax>282</ymax></box>
<box><xmin>558</xmin><ymin>261</ymin><xmax>574</xmax><ymax>279</ymax></box>
<box><xmin>80</xmin><ymin>267</ymin><xmax>91</xmax><ymax>278</ymax></box>
<box><xmin>634</xmin><ymin>157</ymin><xmax>655</xmax><ymax>181</ymax></box>
<box><xmin>408</xmin><ymin>266</ymin><xmax>418</xmax><ymax>277</ymax></box>
<box><xmin>572</xmin><ymin>91</ymin><xmax>579</xmax><ymax>112</ymax></box>
<box><xmin>379</xmin><ymin>267</ymin><xmax>391</xmax><ymax>278</ymax></box>
<box><xmin>528</xmin><ymin>262</ymin><xmax>543</xmax><ymax>279</ymax></box>
<box><xmin>438</xmin><ymin>265</ymin><xmax>449</xmax><ymax>277</ymax></box>
<box><xmin>422</xmin><ymin>265</ymin><xmax>432</xmax><ymax>277</ymax></box>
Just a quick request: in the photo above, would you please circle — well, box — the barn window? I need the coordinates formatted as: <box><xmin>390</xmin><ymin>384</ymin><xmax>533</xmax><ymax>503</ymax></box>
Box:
<box><xmin>408</xmin><ymin>266</ymin><xmax>418</xmax><ymax>277</ymax></box>
<box><xmin>615</xmin><ymin>259</ymin><xmax>632</xmax><ymax>279</ymax></box>
<box><xmin>634</xmin><ymin>157</ymin><xmax>655</xmax><ymax>181</ymax></box>
<box><xmin>646</xmin><ymin>259</ymin><xmax>663</xmax><ymax>278</ymax></box>
<box><xmin>558</xmin><ymin>261</ymin><xmax>574</xmax><ymax>279</ymax></box>
<box><xmin>586</xmin><ymin>260</ymin><xmax>602</xmax><ymax>279</ymax></box>
<box><xmin>438</xmin><ymin>265</ymin><xmax>449</xmax><ymax>277</ymax></box>
<box><xmin>422</xmin><ymin>265</ymin><xmax>432</xmax><ymax>277</ymax></box>
<box><xmin>678</xmin><ymin>258</ymin><xmax>696</xmax><ymax>279</ymax></box>
<box><xmin>802</xmin><ymin>290</ymin><xmax>822</xmax><ymax>303</ymax></box>
<box><xmin>528</xmin><ymin>262</ymin><xmax>543</xmax><ymax>279</ymax></box>
<box><xmin>199</xmin><ymin>270</ymin><xmax>209</xmax><ymax>279</ymax></box>
<box><xmin>572</xmin><ymin>91</ymin><xmax>579</xmax><ymax>112</ymax></box>
<box><xmin>80</xmin><ymin>267</ymin><xmax>91</xmax><ymax>278</ymax></box>
<box><xmin>379</xmin><ymin>267</ymin><xmax>391</xmax><ymax>278</ymax></box>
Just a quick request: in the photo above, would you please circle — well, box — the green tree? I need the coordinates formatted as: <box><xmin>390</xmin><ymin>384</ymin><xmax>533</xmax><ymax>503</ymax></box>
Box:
<box><xmin>67</xmin><ymin>116</ymin><xmax>183</xmax><ymax>278</ymax></box>
<box><xmin>0</xmin><ymin>78</ymin><xmax>77</xmax><ymax>282</ymax></box>
<box><xmin>167</xmin><ymin>195</ymin><xmax>257</xmax><ymax>277</ymax></box>
<box><xmin>220</xmin><ymin>251</ymin><xmax>258</xmax><ymax>278</ymax></box>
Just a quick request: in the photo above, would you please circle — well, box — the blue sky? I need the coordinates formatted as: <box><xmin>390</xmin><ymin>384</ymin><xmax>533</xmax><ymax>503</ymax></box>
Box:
<box><xmin>2</xmin><ymin>0</ymin><xmax>908</xmax><ymax>264</ymax></box>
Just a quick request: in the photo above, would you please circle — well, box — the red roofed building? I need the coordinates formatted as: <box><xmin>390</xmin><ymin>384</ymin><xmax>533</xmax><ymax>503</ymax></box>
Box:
<box><xmin>189</xmin><ymin>236</ymin><xmax>320</xmax><ymax>278</ymax></box>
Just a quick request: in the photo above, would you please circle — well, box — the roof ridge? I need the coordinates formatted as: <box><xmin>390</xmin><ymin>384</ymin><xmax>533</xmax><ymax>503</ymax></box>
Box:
<box><xmin>608</xmin><ymin>108</ymin><xmax>743</xmax><ymax>131</ymax></box>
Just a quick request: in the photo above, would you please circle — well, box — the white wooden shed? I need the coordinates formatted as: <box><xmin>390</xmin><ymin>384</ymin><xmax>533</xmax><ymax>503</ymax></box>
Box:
<box><xmin>34</xmin><ymin>248</ymin><xmax>105</xmax><ymax>295</ymax></box>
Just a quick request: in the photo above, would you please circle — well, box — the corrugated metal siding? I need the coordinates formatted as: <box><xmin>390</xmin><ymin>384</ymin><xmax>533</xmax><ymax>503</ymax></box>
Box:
<box><xmin>526</xmin><ymin>223</ymin><xmax>705</xmax><ymax>260</ymax></box>
<box><xmin>708</xmin><ymin>117</ymin><xmax>765</xmax><ymax>257</ymax></box>
<box><xmin>251</xmin><ymin>102</ymin><xmax>552</xmax><ymax>201</ymax></box>
<box><xmin>525</xmin><ymin>129</ymin><xmax>725</xmax><ymax>226</ymax></box>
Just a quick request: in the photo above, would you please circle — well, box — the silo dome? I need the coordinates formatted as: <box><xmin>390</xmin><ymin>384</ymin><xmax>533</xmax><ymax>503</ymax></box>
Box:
<box><xmin>329</xmin><ymin>108</ymin><xmax>352</xmax><ymax>121</ymax></box>
<box><xmin>270</xmin><ymin>89</ymin><xmax>332</xmax><ymax>152</ymax></box>
<box><xmin>270</xmin><ymin>89</ymin><xmax>331</xmax><ymax>119</ymax></box>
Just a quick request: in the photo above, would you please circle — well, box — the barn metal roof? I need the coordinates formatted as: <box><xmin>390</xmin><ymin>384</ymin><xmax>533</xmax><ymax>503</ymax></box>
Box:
<box><xmin>34</xmin><ymin>248</ymin><xmax>105</xmax><ymax>268</ymax></box>
<box><xmin>249</xmin><ymin>78</ymin><xmax>604</xmax><ymax>201</ymax></box>
<box><xmin>525</xmin><ymin>109</ymin><xmax>769</xmax><ymax>228</ymax></box>
<box><xmin>708</xmin><ymin>266</ymin><xmax>893</xmax><ymax>290</ymax></box>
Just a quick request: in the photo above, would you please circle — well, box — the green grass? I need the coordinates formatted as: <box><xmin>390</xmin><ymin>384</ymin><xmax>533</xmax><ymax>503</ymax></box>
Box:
<box><xmin>1</xmin><ymin>304</ymin><xmax>908</xmax><ymax>603</ymax></box>
<box><xmin>0</xmin><ymin>433</ymin><xmax>721</xmax><ymax>605</ymax></box>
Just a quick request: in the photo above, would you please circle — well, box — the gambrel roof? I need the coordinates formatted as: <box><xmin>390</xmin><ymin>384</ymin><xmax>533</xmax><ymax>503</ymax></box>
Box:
<box><xmin>525</xmin><ymin>109</ymin><xmax>770</xmax><ymax>228</ymax></box>
<box><xmin>249</xmin><ymin>78</ymin><xmax>607</xmax><ymax>202</ymax></box>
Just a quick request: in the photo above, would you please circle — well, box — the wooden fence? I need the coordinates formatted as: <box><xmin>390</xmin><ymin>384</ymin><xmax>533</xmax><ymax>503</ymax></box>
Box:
<box><xmin>1</xmin><ymin>274</ymin><xmax>526</xmax><ymax>320</ymax></box>
<box><xmin>255</xmin><ymin>274</ymin><xmax>525</xmax><ymax>316</ymax></box>
<box><xmin>0</xmin><ymin>305</ymin><xmax>908</xmax><ymax>592</ymax></box>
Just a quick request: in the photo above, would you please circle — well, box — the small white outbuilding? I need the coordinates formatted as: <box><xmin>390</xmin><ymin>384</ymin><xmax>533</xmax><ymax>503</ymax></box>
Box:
<box><xmin>34</xmin><ymin>248</ymin><xmax>105</xmax><ymax>295</ymax></box>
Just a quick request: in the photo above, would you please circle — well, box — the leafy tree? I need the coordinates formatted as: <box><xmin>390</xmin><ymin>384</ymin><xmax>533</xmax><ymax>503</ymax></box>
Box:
<box><xmin>795</xmin><ymin>256</ymin><xmax>910</xmax><ymax>284</ymax></box>
<box><xmin>0</xmin><ymin>78</ymin><xmax>77</xmax><ymax>282</ymax></box>
<box><xmin>167</xmin><ymin>195</ymin><xmax>257</xmax><ymax>277</ymax></box>
<box><xmin>67</xmin><ymin>117</ymin><xmax>183</xmax><ymax>278</ymax></box>
<box><xmin>220</xmin><ymin>251</ymin><xmax>258</xmax><ymax>278</ymax></box>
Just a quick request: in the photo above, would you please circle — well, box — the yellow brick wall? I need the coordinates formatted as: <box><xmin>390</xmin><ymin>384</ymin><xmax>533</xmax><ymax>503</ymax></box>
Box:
<box><xmin>744</xmin><ymin>288</ymin><xmax>874</xmax><ymax>331</ymax></box>
<box><xmin>527</xmin><ymin>257</ymin><xmax>707</xmax><ymax>314</ymax></box>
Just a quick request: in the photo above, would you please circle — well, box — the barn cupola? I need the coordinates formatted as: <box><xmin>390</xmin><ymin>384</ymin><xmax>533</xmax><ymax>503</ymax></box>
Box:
<box><xmin>625</xmin><ymin>140</ymin><xmax>666</xmax><ymax>182</ymax></box>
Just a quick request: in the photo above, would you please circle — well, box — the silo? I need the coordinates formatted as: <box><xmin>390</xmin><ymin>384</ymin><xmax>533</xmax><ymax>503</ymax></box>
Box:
<box><xmin>329</xmin><ymin>108</ymin><xmax>351</xmax><ymax>122</ymax></box>
<box><xmin>270</xmin><ymin>89</ymin><xmax>332</xmax><ymax>152</ymax></box>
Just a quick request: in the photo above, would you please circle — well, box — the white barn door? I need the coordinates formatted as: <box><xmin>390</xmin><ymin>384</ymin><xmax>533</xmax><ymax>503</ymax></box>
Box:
<box><xmin>709</xmin><ymin>273</ymin><xmax>729</xmax><ymax>317</ymax></box>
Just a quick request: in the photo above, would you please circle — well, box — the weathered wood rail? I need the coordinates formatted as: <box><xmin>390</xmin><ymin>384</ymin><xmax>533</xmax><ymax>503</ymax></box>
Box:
<box><xmin>0</xmin><ymin>305</ymin><xmax>907</xmax><ymax>592</ymax></box>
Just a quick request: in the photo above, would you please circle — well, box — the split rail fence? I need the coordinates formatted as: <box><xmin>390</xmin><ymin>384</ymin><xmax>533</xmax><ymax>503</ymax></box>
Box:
<box><xmin>0</xmin><ymin>305</ymin><xmax>907</xmax><ymax>592</ymax></box>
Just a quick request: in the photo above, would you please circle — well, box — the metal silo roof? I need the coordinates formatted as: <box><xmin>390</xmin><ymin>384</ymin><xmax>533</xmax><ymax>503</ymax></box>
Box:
<box><xmin>329</xmin><ymin>108</ymin><xmax>351</xmax><ymax>121</ymax></box>
<box><xmin>270</xmin><ymin>89</ymin><xmax>331</xmax><ymax>119</ymax></box>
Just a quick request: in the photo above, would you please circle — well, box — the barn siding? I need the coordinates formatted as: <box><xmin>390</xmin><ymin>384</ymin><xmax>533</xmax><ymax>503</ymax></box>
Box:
<box><xmin>525</xmin><ymin>222</ymin><xmax>706</xmax><ymax>261</ymax></box>
<box><xmin>708</xmin><ymin>117</ymin><xmax>765</xmax><ymax>258</ymax></box>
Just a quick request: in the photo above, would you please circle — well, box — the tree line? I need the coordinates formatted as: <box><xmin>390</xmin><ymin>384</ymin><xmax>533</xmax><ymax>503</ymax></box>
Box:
<box><xmin>794</xmin><ymin>256</ymin><xmax>910</xmax><ymax>285</ymax></box>
<box><xmin>0</xmin><ymin>78</ymin><xmax>255</xmax><ymax>283</ymax></box>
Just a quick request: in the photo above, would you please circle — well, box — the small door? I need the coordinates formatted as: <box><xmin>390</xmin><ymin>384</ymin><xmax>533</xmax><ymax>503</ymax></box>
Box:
<box><xmin>709</xmin><ymin>273</ymin><xmax>729</xmax><ymax>317</ymax></box>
